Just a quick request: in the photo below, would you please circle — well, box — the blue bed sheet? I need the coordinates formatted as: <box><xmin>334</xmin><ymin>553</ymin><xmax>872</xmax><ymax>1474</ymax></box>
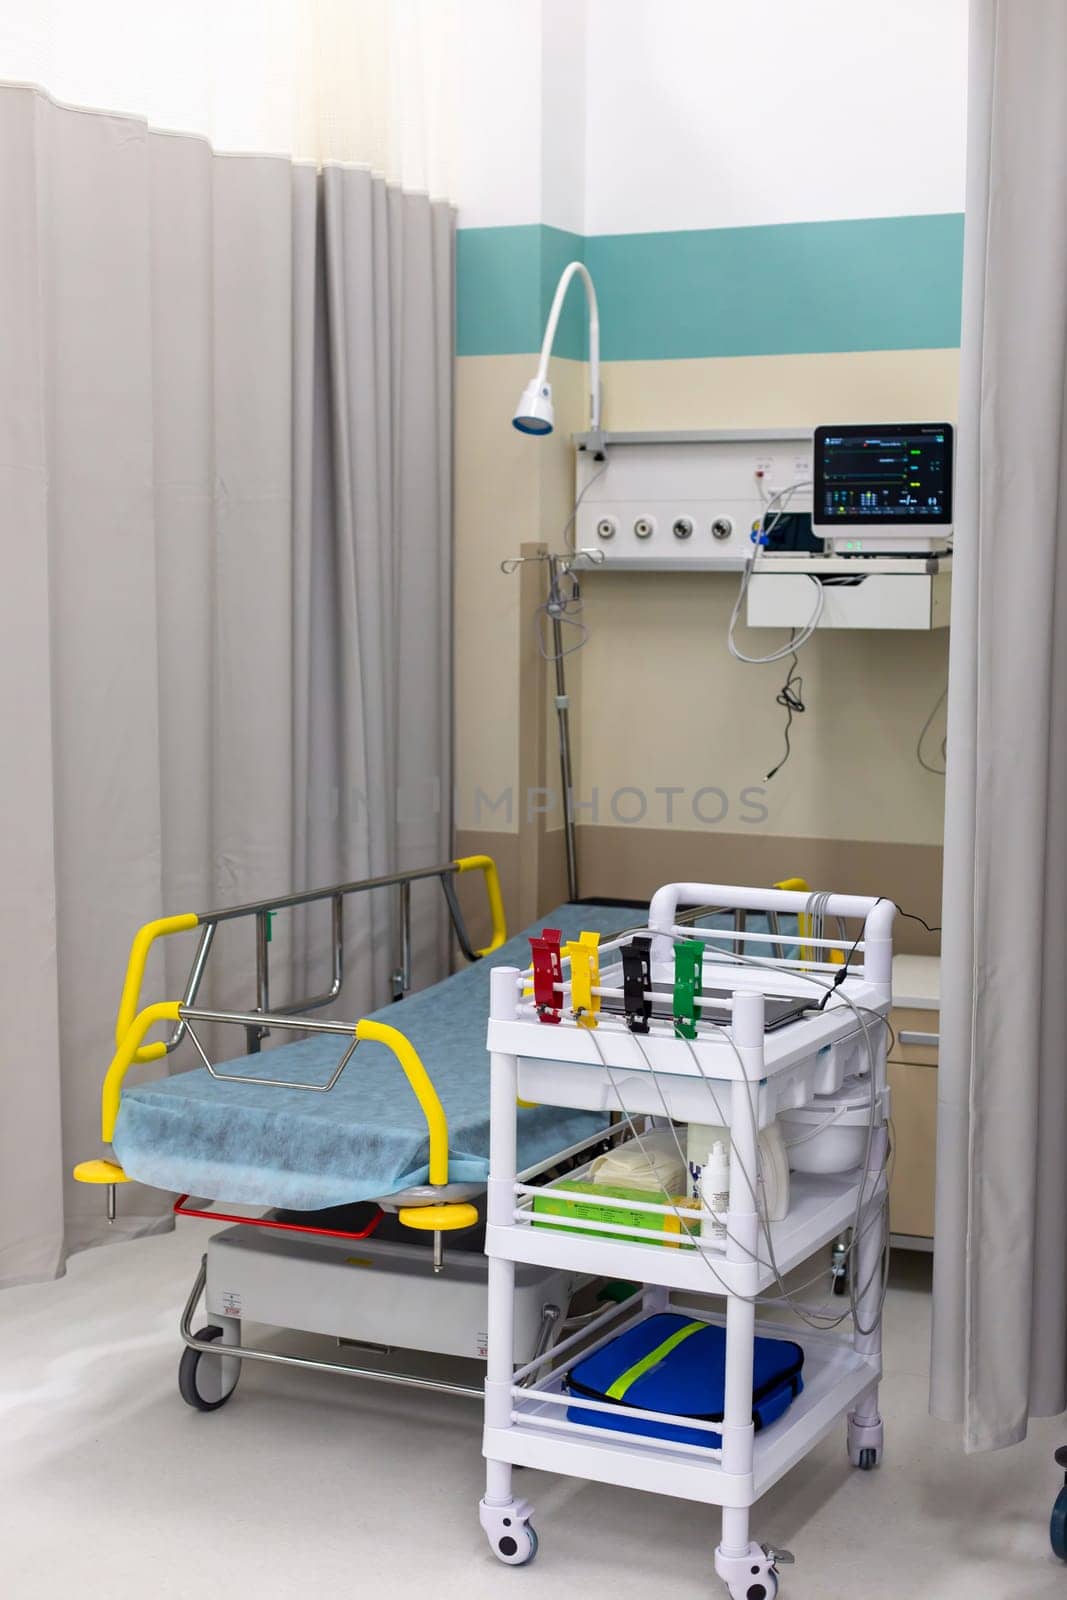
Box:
<box><xmin>112</xmin><ymin>902</ymin><xmax>647</xmax><ymax>1211</ymax></box>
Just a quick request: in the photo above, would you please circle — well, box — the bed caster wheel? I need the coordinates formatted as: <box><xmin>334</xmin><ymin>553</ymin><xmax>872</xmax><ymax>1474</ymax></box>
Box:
<box><xmin>179</xmin><ymin>1326</ymin><xmax>240</xmax><ymax>1411</ymax></box>
<box><xmin>847</xmin><ymin>1410</ymin><xmax>883</xmax><ymax>1468</ymax></box>
<box><xmin>479</xmin><ymin>1497</ymin><xmax>538</xmax><ymax>1566</ymax></box>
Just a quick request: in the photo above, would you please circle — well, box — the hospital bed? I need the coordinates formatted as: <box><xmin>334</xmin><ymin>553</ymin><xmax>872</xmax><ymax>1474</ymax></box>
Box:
<box><xmin>75</xmin><ymin>856</ymin><xmax>651</xmax><ymax>1408</ymax></box>
<box><xmin>75</xmin><ymin>858</ymin><xmax>813</xmax><ymax>1415</ymax></box>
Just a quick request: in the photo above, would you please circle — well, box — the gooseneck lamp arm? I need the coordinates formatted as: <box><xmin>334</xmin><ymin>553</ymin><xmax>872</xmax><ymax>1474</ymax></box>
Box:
<box><xmin>535</xmin><ymin>261</ymin><xmax>601</xmax><ymax>432</ymax></box>
<box><xmin>512</xmin><ymin>261</ymin><xmax>603</xmax><ymax>449</ymax></box>
<box><xmin>509</xmin><ymin>262</ymin><xmax>607</xmax><ymax>902</ymax></box>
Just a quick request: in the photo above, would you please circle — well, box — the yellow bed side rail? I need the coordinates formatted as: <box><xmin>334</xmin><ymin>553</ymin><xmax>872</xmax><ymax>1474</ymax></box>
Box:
<box><xmin>115</xmin><ymin>914</ymin><xmax>199</xmax><ymax>1058</ymax></box>
<box><xmin>84</xmin><ymin>1007</ymin><xmax>455</xmax><ymax>1196</ymax></box>
<box><xmin>102</xmin><ymin>1000</ymin><xmax>183</xmax><ymax>1141</ymax></box>
<box><xmin>353</xmin><ymin>1018</ymin><xmax>450</xmax><ymax>1188</ymax></box>
<box><xmin>453</xmin><ymin>854</ymin><xmax>507</xmax><ymax>956</ymax></box>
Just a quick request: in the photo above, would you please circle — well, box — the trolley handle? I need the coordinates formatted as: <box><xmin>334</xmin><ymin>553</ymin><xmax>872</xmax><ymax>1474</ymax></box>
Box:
<box><xmin>647</xmin><ymin>882</ymin><xmax>896</xmax><ymax>986</ymax></box>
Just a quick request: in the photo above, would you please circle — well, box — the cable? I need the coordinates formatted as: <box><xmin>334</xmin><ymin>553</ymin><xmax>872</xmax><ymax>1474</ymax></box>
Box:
<box><xmin>537</xmin><ymin>565</ymin><xmax>588</xmax><ymax>661</ymax></box>
<box><xmin>766</xmin><ymin>649</ymin><xmax>805</xmax><ymax>780</ymax></box>
<box><xmin>917</xmin><ymin>684</ymin><xmax>948</xmax><ymax>776</ymax></box>
<box><xmin>896</xmin><ymin>906</ymin><xmax>941</xmax><ymax>936</ymax></box>
<box><xmin>532</xmin><ymin>460</ymin><xmax>611</xmax><ymax>661</ymax></box>
<box><xmin>727</xmin><ymin>481</ymin><xmax>826</xmax><ymax>666</ymax></box>
<box><xmin>556</xmin><ymin>916</ymin><xmax>893</xmax><ymax>1333</ymax></box>
<box><xmin>562</xmin><ymin>459</ymin><xmax>608</xmax><ymax>554</ymax></box>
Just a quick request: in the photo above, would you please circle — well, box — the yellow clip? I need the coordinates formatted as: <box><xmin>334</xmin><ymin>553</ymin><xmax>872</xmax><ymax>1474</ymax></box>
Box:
<box><xmin>115</xmin><ymin>914</ymin><xmax>199</xmax><ymax>1061</ymax></box>
<box><xmin>453</xmin><ymin>855</ymin><xmax>507</xmax><ymax>956</ymax></box>
<box><xmin>397</xmin><ymin>1203</ymin><xmax>479</xmax><ymax>1232</ymax></box>
<box><xmin>565</xmin><ymin>931</ymin><xmax>600</xmax><ymax>1027</ymax></box>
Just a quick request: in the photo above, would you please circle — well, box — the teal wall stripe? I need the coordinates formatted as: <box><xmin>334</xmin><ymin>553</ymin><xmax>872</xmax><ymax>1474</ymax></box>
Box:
<box><xmin>456</xmin><ymin>214</ymin><xmax>964</xmax><ymax>360</ymax></box>
<box><xmin>456</xmin><ymin>224</ymin><xmax>585</xmax><ymax>359</ymax></box>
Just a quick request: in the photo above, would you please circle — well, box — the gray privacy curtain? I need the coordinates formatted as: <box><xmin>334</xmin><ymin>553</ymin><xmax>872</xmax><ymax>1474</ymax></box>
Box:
<box><xmin>931</xmin><ymin>0</ymin><xmax>1067</xmax><ymax>1450</ymax></box>
<box><xmin>0</xmin><ymin>86</ymin><xmax>453</xmax><ymax>1286</ymax></box>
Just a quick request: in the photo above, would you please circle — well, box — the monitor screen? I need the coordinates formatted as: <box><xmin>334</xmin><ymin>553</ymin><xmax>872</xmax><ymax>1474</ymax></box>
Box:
<box><xmin>813</xmin><ymin>423</ymin><xmax>953</xmax><ymax>528</ymax></box>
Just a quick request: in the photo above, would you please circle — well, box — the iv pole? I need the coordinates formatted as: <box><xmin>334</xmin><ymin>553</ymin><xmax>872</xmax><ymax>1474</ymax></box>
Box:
<box><xmin>549</xmin><ymin>553</ymin><xmax>579</xmax><ymax>902</ymax></box>
<box><xmin>500</xmin><ymin>545</ymin><xmax>603</xmax><ymax>905</ymax></box>
<box><xmin>508</xmin><ymin>261</ymin><xmax>606</xmax><ymax>903</ymax></box>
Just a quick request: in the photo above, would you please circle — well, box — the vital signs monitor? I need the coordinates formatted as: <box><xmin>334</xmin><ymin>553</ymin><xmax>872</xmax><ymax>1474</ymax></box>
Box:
<box><xmin>812</xmin><ymin>422</ymin><xmax>954</xmax><ymax>553</ymax></box>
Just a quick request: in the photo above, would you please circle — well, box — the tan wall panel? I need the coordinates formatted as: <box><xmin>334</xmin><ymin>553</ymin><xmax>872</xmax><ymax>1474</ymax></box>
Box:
<box><xmin>574</xmin><ymin>568</ymin><xmax>950</xmax><ymax>843</ymax></box>
<box><xmin>455</xmin><ymin>823</ymin><xmax>941</xmax><ymax>958</ymax></box>
<box><xmin>576</xmin><ymin>824</ymin><xmax>941</xmax><ymax>956</ymax></box>
<box><xmin>455</xmin><ymin>349</ymin><xmax>956</xmax><ymax>882</ymax></box>
<box><xmin>600</xmin><ymin>348</ymin><xmax>960</xmax><ymax>432</ymax></box>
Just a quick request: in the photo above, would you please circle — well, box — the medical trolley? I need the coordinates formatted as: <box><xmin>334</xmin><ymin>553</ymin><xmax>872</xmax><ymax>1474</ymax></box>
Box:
<box><xmin>479</xmin><ymin>881</ymin><xmax>895</xmax><ymax>1600</ymax></box>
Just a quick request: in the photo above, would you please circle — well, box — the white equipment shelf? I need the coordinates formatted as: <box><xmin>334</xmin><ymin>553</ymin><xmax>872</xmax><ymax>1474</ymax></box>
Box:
<box><xmin>490</xmin><ymin>1166</ymin><xmax>871</xmax><ymax>1300</ymax></box>
<box><xmin>746</xmin><ymin>554</ymin><xmax>951</xmax><ymax>632</ymax></box>
<box><xmin>478</xmin><ymin>880</ymin><xmax>895</xmax><ymax>1600</ymax></box>
<box><xmin>493</xmin><ymin>1310</ymin><xmax>879</xmax><ymax>1508</ymax></box>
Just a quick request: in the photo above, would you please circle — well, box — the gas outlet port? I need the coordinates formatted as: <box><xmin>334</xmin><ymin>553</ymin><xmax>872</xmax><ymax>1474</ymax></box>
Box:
<box><xmin>711</xmin><ymin>517</ymin><xmax>734</xmax><ymax>540</ymax></box>
<box><xmin>633</xmin><ymin>517</ymin><xmax>655</xmax><ymax>540</ymax></box>
<box><xmin>596</xmin><ymin>516</ymin><xmax>618</xmax><ymax>540</ymax></box>
<box><xmin>672</xmin><ymin>517</ymin><xmax>694</xmax><ymax>540</ymax></box>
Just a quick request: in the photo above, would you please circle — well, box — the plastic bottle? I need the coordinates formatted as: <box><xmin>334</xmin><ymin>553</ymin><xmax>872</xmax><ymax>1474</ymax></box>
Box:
<box><xmin>701</xmin><ymin>1140</ymin><xmax>731</xmax><ymax>1244</ymax></box>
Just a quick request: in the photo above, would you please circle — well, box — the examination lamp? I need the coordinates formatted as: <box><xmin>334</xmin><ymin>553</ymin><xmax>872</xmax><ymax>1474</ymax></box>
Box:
<box><xmin>512</xmin><ymin>261</ymin><xmax>603</xmax><ymax>454</ymax></box>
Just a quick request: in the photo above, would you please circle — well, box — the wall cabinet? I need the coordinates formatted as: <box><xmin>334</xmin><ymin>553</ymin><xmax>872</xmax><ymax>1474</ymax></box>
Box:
<box><xmin>888</xmin><ymin>957</ymin><xmax>941</xmax><ymax>1246</ymax></box>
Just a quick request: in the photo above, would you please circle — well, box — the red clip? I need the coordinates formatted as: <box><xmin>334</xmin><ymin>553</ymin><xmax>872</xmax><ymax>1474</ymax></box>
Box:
<box><xmin>530</xmin><ymin>927</ymin><xmax>563</xmax><ymax>1024</ymax></box>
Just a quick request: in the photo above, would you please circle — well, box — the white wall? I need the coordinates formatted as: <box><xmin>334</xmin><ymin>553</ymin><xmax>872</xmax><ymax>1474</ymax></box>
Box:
<box><xmin>584</xmin><ymin>0</ymin><xmax>968</xmax><ymax>232</ymax></box>
<box><xmin>451</xmin><ymin>0</ymin><xmax>969</xmax><ymax>234</ymax></box>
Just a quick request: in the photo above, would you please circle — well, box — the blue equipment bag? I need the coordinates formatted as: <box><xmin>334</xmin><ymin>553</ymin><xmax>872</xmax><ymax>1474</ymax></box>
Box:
<box><xmin>565</xmin><ymin>1312</ymin><xmax>804</xmax><ymax>1450</ymax></box>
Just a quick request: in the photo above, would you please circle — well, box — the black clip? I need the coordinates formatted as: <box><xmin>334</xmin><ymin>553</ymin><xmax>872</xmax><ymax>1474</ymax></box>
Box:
<box><xmin>621</xmin><ymin>936</ymin><xmax>652</xmax><ymax>1033</ymax></box>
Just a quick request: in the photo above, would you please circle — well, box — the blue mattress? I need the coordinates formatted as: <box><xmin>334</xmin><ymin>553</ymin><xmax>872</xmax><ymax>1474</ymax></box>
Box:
<box><xmin>112</xmin><ymin>901</ymin><xmax>647</xmax><ymax>1211</ymax></box>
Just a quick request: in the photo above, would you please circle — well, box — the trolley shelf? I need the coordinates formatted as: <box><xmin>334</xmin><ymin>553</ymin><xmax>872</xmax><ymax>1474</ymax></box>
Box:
<box><xmin>489</xmin><ymin>1167</ymin><xmax>869</xmax><ymax>1298</ymax></box>
<box><xmin>488</xmin><ymin>967</ymin><xmax>887</xmax><ymax>1085</ymax></box>
<box><xmin>485</xmin><ymin>1315</ymin><xmax>879</xmax><ymax>1508</ymax></box>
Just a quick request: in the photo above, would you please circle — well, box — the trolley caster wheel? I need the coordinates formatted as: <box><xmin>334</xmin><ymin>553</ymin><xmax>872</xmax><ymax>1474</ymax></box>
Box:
<box><xmin>1051</xmin><ymin>1487</ymin><xmax>1067</xmax><ymax>1561</ymax></box>
<box><xmin>479</xmin><ymin>1497</ymin><xmax>538</xmax><ymax>1566</ymax></box>
<box><xmin>847</xmin><ymin>1410</ymin><xmax>883</xmax><ymax>1468</ymax></box>
<box><xmin>716</xmin><ymin>1541</ymin><xmax>789</xmax><ymax>1600</ymax></box>
<box><xmin>179</xmin><ymin>1326</ymin><xmax>240</xmax><ymax>1411</ymax></box>
<box><xmin>726</xmin><ymin>1574</ymin><xmax>778</xmax><ymax>1600</ymax></box>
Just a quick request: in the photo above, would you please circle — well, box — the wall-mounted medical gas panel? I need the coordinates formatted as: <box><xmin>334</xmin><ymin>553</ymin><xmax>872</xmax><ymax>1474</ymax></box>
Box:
<box><xmin>573</xmin><ymin>429</ymin><xmax>812</xmax><ymax>571</ymax></box>
<box><xmin>573</xmin><ymin>427</ymin><xmax>951</xmax><ymax>628</ymax></box>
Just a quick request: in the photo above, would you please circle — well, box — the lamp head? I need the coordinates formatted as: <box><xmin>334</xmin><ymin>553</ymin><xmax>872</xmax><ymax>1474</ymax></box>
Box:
<box><xmin>512</xmin><ymin>378</ymin><xmax>554</xmax><ymax>436</ymax></box>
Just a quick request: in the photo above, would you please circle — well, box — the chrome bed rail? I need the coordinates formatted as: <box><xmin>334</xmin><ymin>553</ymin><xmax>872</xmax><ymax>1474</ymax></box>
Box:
<box><xmin>138</xmin><ymin>856</ymin><xmax>504</xmax><ymax>1059</ymax></box>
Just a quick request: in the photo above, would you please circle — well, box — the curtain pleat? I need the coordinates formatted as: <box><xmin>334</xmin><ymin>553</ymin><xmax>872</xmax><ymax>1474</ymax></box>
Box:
<box><xmin>931</xmin><ymin>0</ymin><xmax>1067</xmax><ymax>1450</ymax></box>
<box><xmin>0</xmin><ymin>85</ymin><xmax>454</xmax><ymax>1286</ymax></box>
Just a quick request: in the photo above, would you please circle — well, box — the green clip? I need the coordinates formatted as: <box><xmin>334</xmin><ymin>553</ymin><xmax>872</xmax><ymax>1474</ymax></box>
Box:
<box><xmin>673</xmin><ymin>940</ymin><xmax>703</xmax><ymax>1040</ymax></box>
<box><xmin>265</xmin><ymin>911</ymin><xmax>274</xmax><ymax>943</ymax></box>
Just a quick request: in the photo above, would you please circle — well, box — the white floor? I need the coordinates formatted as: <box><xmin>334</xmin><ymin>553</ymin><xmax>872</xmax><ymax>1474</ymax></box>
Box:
<box><xmin>1</xmin><ymin>1223</ymin><xmax>1065</xmax><ymax>1599</ymax></box>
